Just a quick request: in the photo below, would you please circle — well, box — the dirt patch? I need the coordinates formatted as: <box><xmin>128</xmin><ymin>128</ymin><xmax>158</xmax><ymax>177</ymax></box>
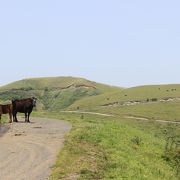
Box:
<box><xmin>0</xmin><ymin>124</ymin><xmax>9</xmax><ymax>137</ymax></box>
<box><xmin>0</xmin><ymin>117</ymin><xmax>71</xmax><ymax>180</ymax></box>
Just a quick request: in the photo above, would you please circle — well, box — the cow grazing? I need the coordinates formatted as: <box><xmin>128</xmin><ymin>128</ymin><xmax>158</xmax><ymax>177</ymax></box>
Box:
<box><xmin>0</xmin><ymin>104</ymin><xmax>13</xmax><ymax>123</ymax></box>
<box><xmin>12</xmin><ymin>97</ymin><xmax>37</xmax><ymax>123</ymax></box>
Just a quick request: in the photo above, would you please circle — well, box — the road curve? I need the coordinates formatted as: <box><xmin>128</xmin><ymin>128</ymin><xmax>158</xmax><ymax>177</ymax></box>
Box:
<box><xmin>0</xmin><ymin>117</ymin><xmax>71</xmax><ymax>180</ymax></box>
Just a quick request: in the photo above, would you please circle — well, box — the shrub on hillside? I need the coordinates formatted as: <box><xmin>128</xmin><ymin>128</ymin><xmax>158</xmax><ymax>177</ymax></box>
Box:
<box><xmin>131</xmin><ymin>136</ymin><xmax>142</xmax><ymax>146</ymax></box>
<box><xmin>151</xmin><ymin>98</ymin><xmax>158</xmax><ymax>102</ymax></box>
<box><xmin>162</xmin><ymin>125</ymin><xmax>180</xmax><ymax>177</ymax></box>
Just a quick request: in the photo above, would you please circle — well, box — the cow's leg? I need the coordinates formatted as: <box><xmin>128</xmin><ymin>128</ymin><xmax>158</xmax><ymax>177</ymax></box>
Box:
<box><xmin>12</xmin><ymin>114</ymin><xmax>14</xmax><ymax>122</ymax></box>
<box><xmin>13</xmin><ymin>112</ymin><xmax>18</xmax><ymax>122</ymax></box>
<box><xmin>13</xmin><ymin>114</ymin><xmax>16</xmax><ymax>122</ymax></box>
<box><xmin>16</xmin><ymin>113</ymin><xmax>18</xmax><ymax>122</ymax></box>
<box><xmin>9</xmin><ymin>113</ymin><xmax>12</xmax><ymax>123</ymax></box>
<box><xmin>25</xmin><ymin>112</ymin><xmax>28</xmax><ymax>122</ymax></box>
<box><xmin>27</xmin><ymin>112</ymin><xmax>30</xmax><ymax>123</ymax></box>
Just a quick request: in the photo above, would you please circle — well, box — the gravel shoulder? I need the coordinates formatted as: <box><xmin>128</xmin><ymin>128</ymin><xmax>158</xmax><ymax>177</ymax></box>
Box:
<box><xmin>0</xmin><ymin>117</ymin><xmax>71</xmax><ymax>180</ymax></box>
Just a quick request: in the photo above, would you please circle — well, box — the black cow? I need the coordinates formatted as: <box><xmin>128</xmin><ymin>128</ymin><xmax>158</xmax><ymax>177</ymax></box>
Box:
<box><xmin>12</xmin><ymin>97</ymin><xmax>37</xmax><ymax>122</ymax></box>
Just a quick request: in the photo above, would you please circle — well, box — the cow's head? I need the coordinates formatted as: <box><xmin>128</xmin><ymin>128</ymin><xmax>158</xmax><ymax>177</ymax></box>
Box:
<box><xmin>32</xmin><ymin>97</ymin><xmax>37</xmax><ymax>107</ymax></box>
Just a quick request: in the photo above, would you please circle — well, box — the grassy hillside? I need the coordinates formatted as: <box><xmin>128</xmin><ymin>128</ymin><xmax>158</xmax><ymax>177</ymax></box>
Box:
<box><xmin>99</xmin><ymin>101</ymin><xmax>180</xmax><ymax>122</ymax></box>
<box><xmin>1</xmin><ymin>77</ymin><xmax>179</xmax><ymax>112</ymax></box>
<box><xmin>68</xmin><ymin>84</ymin><xmax>180</xmax><ymax>111</ymax></box>
<box><xmin>0</xmin><ymin>76</ymin><xmax>117</xmax><ymax>92</ymax></box>
<box><xmin>0</xmin><ymin>76</ymin><xmax>120</xmax><ymax>110</ymax></box>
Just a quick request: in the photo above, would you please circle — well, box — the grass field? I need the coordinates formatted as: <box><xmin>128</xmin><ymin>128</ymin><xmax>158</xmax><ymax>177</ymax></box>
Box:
<box><xmin>33</xmin><ymin>111</ymin><xmax>179</xmax><ymax>179</ymax></box>
<box><xmin>98</xmin><ymin>101</ymin><xmax>180</xmax><ymax>122</ymax></box>
<box><xmin>68</xmin><ymin>84</ymin><xmax>180</xmax><ymax>111</ymax></box>
<box><xmin>0</xmin><ymin>115</ymin><xmax>7</xmax><ymax>124</ymax></box>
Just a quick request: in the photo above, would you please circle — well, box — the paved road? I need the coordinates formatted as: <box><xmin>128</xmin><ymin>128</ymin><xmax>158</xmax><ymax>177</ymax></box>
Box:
<box><xmin>0</xmin><ymin>117</ymin><xmax>71</xmax><ymax>180</ymax></box>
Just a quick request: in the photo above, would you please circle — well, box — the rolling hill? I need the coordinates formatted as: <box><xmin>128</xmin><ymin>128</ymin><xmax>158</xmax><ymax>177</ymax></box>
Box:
<box><xmin>68</xmin><ymin>84</ymin><xmax>180</xmax><ymax>110</ymax></box>
<box><xmin>0</xmin><ymin>77</ymin><xmax>180</xmax><ymax>113</ymax></box>
<box><xmin>0</xmin><ymin>76</ymin><xmax>121</xmax><ymax>110</ymax></box>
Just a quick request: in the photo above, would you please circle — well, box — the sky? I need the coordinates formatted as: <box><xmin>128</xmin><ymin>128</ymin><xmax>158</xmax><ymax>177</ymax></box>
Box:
<box><xmin>0</xmin><ymin>0</ymin><xmax>180</xmax><ymax>87</ymax></box>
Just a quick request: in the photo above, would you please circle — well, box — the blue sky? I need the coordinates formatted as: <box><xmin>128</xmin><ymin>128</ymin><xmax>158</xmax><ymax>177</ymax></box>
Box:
<box><xmin>0</xmin><ymin>1</ymin><xmax>180</xmax><ymax>87</ymax></box>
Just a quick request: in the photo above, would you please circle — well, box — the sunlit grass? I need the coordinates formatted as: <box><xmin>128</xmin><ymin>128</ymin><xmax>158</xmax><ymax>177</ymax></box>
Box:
<box><xmin>33</xmin><ymin>111</ymin><xmax>179</xmax><ymax>179</ymax></box>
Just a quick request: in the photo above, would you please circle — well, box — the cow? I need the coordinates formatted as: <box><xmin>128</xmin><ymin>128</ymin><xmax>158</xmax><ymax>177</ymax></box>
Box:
<box><xmin>12</xmin><ymin>97</ymin><xmax>37</xmax><ymax>123</ymax></box>
<box><xmin>0</xmin><ymin>104</ymin><xmax>13</xmax><ymax>123</ymax></box>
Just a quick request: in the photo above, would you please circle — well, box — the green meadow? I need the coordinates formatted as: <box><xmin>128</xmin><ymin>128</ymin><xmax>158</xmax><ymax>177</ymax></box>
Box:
<box><xmin>34</xmin><ymin>111</ymin><xmax>179</xmax><ymax>179</ymax></box>
<box><xmin>98</xmin><ymin>101</ymin><xmax>180</xmax><ymax>122</ymax></box>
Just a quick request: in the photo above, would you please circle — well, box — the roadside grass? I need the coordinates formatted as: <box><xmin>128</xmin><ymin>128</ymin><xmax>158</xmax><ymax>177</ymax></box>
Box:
<box><xmin>0</xmin><ymin>115</ymin><xmax>8</xmax><ymax>124</ymax></box>
<box><xmin>33</xmin><ymin>111</ymin><xmax>179</xmax><ymax>179</ymax></box>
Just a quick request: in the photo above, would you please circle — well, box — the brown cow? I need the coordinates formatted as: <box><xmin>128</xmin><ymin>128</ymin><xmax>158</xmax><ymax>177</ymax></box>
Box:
<box><xmin>0</xmin><ymin>104</ymin><xmax>13</xmax><ymax>123</ymax></box>
<box><xmin>12</xmin><ymin>97</ymin><xmax>37</xmax><ymax>123</ymax></box>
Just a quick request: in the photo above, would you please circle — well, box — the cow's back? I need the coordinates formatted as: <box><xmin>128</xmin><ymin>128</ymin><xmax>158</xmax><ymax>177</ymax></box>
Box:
<box><xmin>12</xmin><ymin>98</ymin><xmax>33</xmax><ymax>113</ymax></box>
<box><xmin>0</xmin><ymin>104</ymin><xmax>13</xmax><ymax>115</ymax></box>
<box><xmin>2</xmin><ymin>104</ymin><xmax>13</xmax><ymax>114</ymax></box>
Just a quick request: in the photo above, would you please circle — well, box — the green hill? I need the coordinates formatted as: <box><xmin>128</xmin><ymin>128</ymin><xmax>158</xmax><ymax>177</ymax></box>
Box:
<box><xmin>0</xmin><ymin>77</ymin><xmax>180</xmax><ymax>113</ymax></box>
<box><xmin>0</xmin><ymin>76</ymin><xmax>120</xmax><ymax>110</ymax></box>
<box><xmin>68</xmin><ymin>84</ymin><xmax>180</xmax><ymax>111</ymax></box>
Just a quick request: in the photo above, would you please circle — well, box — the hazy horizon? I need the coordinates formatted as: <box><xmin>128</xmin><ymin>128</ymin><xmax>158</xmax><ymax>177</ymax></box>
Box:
<box><xmin>0</xmin><ymin>1</ymin><xmax>180</xmax><ymax>87</ymax></box>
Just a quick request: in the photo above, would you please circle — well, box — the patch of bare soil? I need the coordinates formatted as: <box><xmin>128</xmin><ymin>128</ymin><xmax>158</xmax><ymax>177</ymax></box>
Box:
<box><xmin>0</xmin><ymin>117</ymin><xmax>71</xmax><ymax>180</ymax></box>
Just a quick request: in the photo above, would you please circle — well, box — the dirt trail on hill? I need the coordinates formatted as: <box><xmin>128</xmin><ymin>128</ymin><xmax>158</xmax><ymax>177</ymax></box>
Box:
<box><xmin>0</xmin><ymin>117</ymin><xmax>71</xmax><ymax>180</ymax></box>
<box><xmin>60</xmin><ymin>110</ymin><xmax>114</xmax><ymax>117</ymax></box>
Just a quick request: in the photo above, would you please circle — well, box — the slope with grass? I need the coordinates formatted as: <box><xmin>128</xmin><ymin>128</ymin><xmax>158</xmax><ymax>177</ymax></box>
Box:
<box><xmin>98</xmin><ymin>101</ymin><xmax>180</xmax><ymax>122</ymax></box>
<box><xmin>1</xmin><ymin>77</ymin><xmax>179</xmax><ymax>112</ymax></box>
<box><xmin>68</xmin><ymin>84</ymin><xmax>180</xmax><ymax>111</ymax></box>
<box><xmin>0</xmin><ymin>76</ymin><xmax>120</xmax><ymax>110</ymax></box>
